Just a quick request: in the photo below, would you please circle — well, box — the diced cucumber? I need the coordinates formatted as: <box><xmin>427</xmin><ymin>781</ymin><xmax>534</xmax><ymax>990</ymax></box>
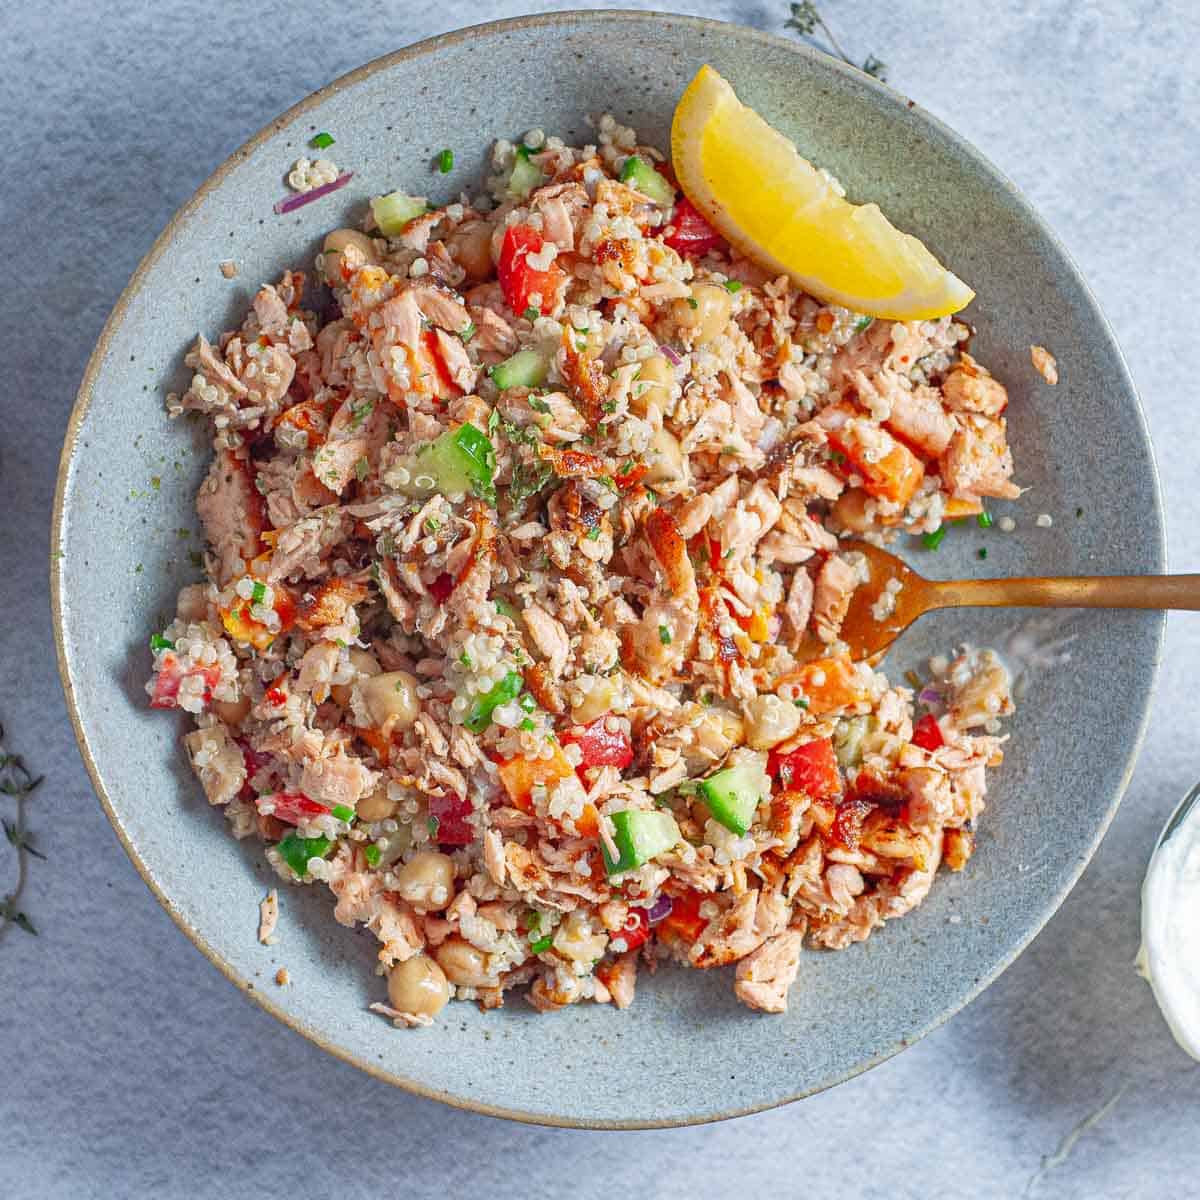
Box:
<box><xmin>699</xmin><ymin>758</ymin><xmax>769</xmax><ymax>835</ymax></box>
<box><xmin>371</xmin><ymin>191</ymin><xmax>428</xmax><ymax>235</ymax></box>
<box><xmin>408</xmin><ymin>421</ymin><xmax>497</xmax><ymax>504</ymax></box>
<box><xmin>833</xmin><ymin>715</ymin><xmax>876</xmax><ymax>770</ymax></box>
<box><xmin>490</xmin><ymin>348</ymin><xmax>547</xmax><ymax>390</ymax></box>
<box><xmin>603</xmin><ymin>810</ymin><xmax>680</xmax><ymax>875</ymax></box>
<box><xmin>618</xmin><ymin>155</ymin><xmax>675</xmax><ymax>206</ymax></box>
<box><xmin>277</xmin><ymin>833</ymin><xmax>332</xmax><ymax>878</ymax></box>
<box><xmin>464</xmin><ymin>670</ymin><xmax>523</xmax><ymax>733</ymax></box>
<box><xmin>507</xmin><ymin>152</ymin><xmax>544</xmax><ymax>198</ymax></box>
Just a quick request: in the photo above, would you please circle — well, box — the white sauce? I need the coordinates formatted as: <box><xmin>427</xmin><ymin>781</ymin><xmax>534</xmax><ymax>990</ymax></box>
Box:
<box><xmin>1139</xmin><ymin>788</ymin><xmax>1200</xmax><ymax>1060</ymax></box>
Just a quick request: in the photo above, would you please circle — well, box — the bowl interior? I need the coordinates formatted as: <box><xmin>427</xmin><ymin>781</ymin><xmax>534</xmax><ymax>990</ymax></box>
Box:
<box><xmin>53</xmin><ymin>12</ymin><xmax>1163</xmax><ymax>1127</ymax></box>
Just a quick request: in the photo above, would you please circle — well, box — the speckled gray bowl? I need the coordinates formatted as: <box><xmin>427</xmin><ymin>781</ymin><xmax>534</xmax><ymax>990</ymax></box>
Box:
<box><xmin>52</xmin><ymin>11</ymin><xmax>1164</xmax><ymax>1127</ymax></box>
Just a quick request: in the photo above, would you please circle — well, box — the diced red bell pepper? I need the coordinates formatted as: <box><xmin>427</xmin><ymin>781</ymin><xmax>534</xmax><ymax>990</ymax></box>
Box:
<box><xmin>498</xmin><ymin>224</ymin><xmax>563</xmax><ymax>318</ymax></box>
<box><xmin>429</xmin><ymin>792</ymin><xmax>474</xmax><ymax>846</ymax></box>
<box><xmin>427</xmin><ymin>572</ymin><xmax>455</xmax><ymax>603</ymax></box>
<box><xmin>663</xmin><ymin>196</ymin><xmax>726</xmax><ymax>258</ymax></box>
<box><xmin>912</xmin><ymin>713</ymin><xmax>945</xmax><ymax>752</ymax></box>
<box><xmin>148</xmin><ymin>654</ymin><xmax>222</xmax><ymax>710</ymax></box>
<box><xmin>767</xmin><ymin>737</ymin><xmax>843</xmax><ymax>801</ymax></box>
<box><xmin>660</xmin><ymin>889</ymin><xmax>708</xmax><ymax>943</ymax></box>
<box><xmin>615</xmin><ymin>906</ymin><xmax>650</xmax><ymax>952</ymax></box>
<box><xmin>559</xmin><ymin>718</ymin><xmax>633</xmax><ymax>772</ymax></box>
<box><xmin>258</xmin><ymin>792</ymin><xmax>329</xmax><ymax>825</ymax></box>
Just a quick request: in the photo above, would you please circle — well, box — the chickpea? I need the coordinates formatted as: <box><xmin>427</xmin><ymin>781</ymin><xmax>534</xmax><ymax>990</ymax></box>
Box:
<box><xmin>641</xmin><ymin>426</ymin><xmax>684</xmax><ymax>486</ymax></box>
<box><xmin>830</xmin><ymin>487</ymin><xmax>875</xmax><ymax>534</ymax></box>
<box><xmin>629</xmin><ymin>354</ymin><xmax>674</xmax><ymax>416</ymax></box>
<box><xmin>210</xmin><ymin>694</ymin><xmax>251</xmax><ymax>727</ymax></box>
<box><xmin>445</xmin><ymin>220</ymin><xmax>494</xmax><ymax>283</ymax></box>
<box><xmin>434</xmin><ymin>937</ymin><xmax>496</xmax><ymax>987</ymax></box>
<box><xmin>670</xmin><ymin>283</ymin><xmax>733</xmax><ymax>347</ymax></box>
<box><xmin>387</xmin><ymin>954</ymin><xmax>450</xmax><ymax>1019</ymax></box>
<box><xmin>356</xmin><ymin>785</ymin><xmax>396</xmax><ymax>823</ymax></box>
<box><xmin>395</xmin><ymin>850</ymin><xmax>456</xmax><ymax>910</ymax></box>
<box><xmin>743</xmin><ymin>694</ymin><xmax>802</xmax><ymax>750</ymax></box>
<box><xmin>322</xmin><ymin>228</ymin><xmax>378</xmax><ymax>286</ymax></box>
<box><xmin>360</xmin><ymin>670</ymin><xmax>420</xmax><ymax>730</ymax></box>
<box><xmin>330</xmin><ymin>647</ymin><xmax>382</xmax><ymax>708</ymax></box>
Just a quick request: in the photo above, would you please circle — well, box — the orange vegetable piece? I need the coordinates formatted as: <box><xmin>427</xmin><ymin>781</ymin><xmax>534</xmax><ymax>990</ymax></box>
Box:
<box><xmin>496</xmin><ymin>745</ymin><xmax>576</xmax><ymax>809</ymax></box>
<box><xmin>780</xmin><ymin>656</ymin><xmax>869</xmax><ymax>715</ymax></box>
<box><xmin>661</xmin><ymin>889</ymin><xmax>708</xmax><ymax>943</ymax></box>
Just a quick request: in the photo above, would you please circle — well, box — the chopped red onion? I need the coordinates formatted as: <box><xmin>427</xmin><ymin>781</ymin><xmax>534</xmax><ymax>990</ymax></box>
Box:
<box><xmin>658</xmin><ymin>344</ymin><xmax>682</xmax><ymax>366</ymax></box>
<box><xmin>273</xmin><ymin>171</ymin><xmax>354</xmax><ymax>216</ymax></box>
<box><xmin>918</xmin><ymin>686</ymin><xmax>943</xmax><ymax>707</ymax></box>
<box><xmin>645</xmin><ymin>894</ymin><xmax>674</xmax><ymax>925</ymax></box>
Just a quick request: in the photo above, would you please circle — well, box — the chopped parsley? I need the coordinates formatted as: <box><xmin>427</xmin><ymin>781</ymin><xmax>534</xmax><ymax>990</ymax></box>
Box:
<box><xmin>522</xmin><ymin>305</ymin><xmax>540</xmax><ymax>322</ymax></box>
<box><xmin>977</xmin><ymin>547</ymin><xmax>989</xmax><ymax>560</ymax></box>
<box><xmin>459</xmin><ymin>652</ymin><xmax>473</xmax><ymax>669</ymax></box>
<box><xmin>250</xmin><ymin>581</ymin><xmax>266</xmax><ymax>605</ymax></box>
<box><xmin>976</xmin><ymin>508</ymin><xmax>993</xmax><ymax>529</ymax></box>
<box><xmin>921</xmin><ymin>526</ymin><xmax>947</xmax><ymax>551</ymax></box>
<box><xmin>507</xmin><ymin>459</ymin><xmax>554</xmax><ymax>507</ymax></box>
<box><xmin>585</xmin><ymin>527</ymin><xmax>602</xmax><ymax>541</ymax></box>
<box><xmin>658</xmin><ymin>624</ymin><xmax>672</xmax><ymax>645</ymax></box>
<box><xmin>149</xmin><ymin>634</ymin><xmax>174</xmax><ymax>652</ymax></box>
<box><xmin>518</xmin><ymin>718</ymin><xmax>536</xmax><ymax>732</ymax></box>
<box><xmin>854</xmin><ymin>315</ymin><xmax>875</xmax><ymax>332</ymax></box>
<box><xmin>437</xmin><ymin>148</ymin><xmax>454</xmax><ymax>173</ymax></box>
<box><xmin>723</xmin><ymin>280</ymin><xmax>743</xmax><ymax>294</ymax></box>
<box><xmin>794</xmin><ymin>697</ymin><xmax>810</xmax><ymax>709</ymax></box>
<box><xmin>349</xmin><ymin>399</ymin><xmax>374</xmax><ymax>429</ymax></box>
<box><xmin>529</xmin><ymin>395</ymin><xmax>551</xmax><ymax>414</ymax></box>
<box><xmin>311</xmin><ymin>131</ymin><xmax>335</xmax><ymax>150</ymax></box>
<box><xmin>363</xmin><ymin>844</ymin><xmax>381</xmax><ymax>867</ymax></box>
<box><xmin>686</xmin><ymin>296</ymin><xmax>699</xmax><ymax>310</ymax></box>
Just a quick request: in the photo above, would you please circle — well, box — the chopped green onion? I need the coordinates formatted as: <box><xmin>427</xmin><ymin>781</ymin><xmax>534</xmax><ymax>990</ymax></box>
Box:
<box><xmin>723</xmin><ymin>280</ymin><xmax>743</xmax><ymax>294</ymax></box>
<box><xmin>977</xmin><ymin>547</ymin><xmax>989</xmax><ymax>560</ymax></box>
<box><xmin>331</xmin><ymin>804</ymin><xmax>355</xmax><ymax>823</ymax></box>
<box><xmin>464</xmin><ymin>670</ymin><xmax>523</xmax><ymax>733</ymax></box>
<box><xmin>658</xmin><ymin>624</ymin><xmax>673</xmax><ymax>645</ymax></box>
<box><xmin>495</xmin><ymin>596</ymin><xmax>519</xmax><ymax>620</ymax></box>
<box><xmin>526</xmin><ymin>910</ymin><xmax>542</xmax><ymax>935</ymax></box>
<box><xmin>854</xmin><ymin>315</ymin><xmax>875</xmax><ymax>332</ymax></box>
<box><xmin>149</xmin><ymin>633</ymin><xmax>174</xmax><ymax>652</ymax></box>
<box><xmin>519</xmin><ymin>718</ymin><xmax>536</xmax><ymax>732</ymax></box>
<box><xmin>437</xmin><ymin>148</ymin><xmax>454</xmax><ymax>174</ymax></box>
<box><xmin>459</xmin><ymin>652</ymin><xmax>473</xmax><ymax>669</ymax></box>
<box><xmin>277</xmin><ymin>833</ymin><xmax>332</xmax><ymax>877</ymax></box>
<box><xmin>518</xmin><ymin>692</ymin><xmax>537</xmax><ymax>713</ymax></box>
<box><xmin>529</xmin><ymin>934</ymin><xmax>554</xmax><ymax>954</ymax></box>
<box><xmin>585</xmin><ymin>527</ymin><xmax>602</xmax><ymax>541</ymax></box>
<box><xmin>922</xmin><ymin>526</ymin><xmax>947</xmax><ymax>551</ymax></box>
<box><xmin>363</xmin><ymin>843</ymin><xmax>381</xmax><ymax>867</ymax></box>
<box><xmin>250</xmin><ymin>580</ymin><xmax>266</xmax><ymax>605</ymax></box>
<box><xmin>515</xmin><ymin>144</ymin><xmax>533</xmax><ymax>162</ymax></box>
<box><xmin>686</xmin><ymin>297</ymin><xmax>699</xmax><ymax>310</ymax></box>
<box><xmin>976</xmin><ymin>509</ymin><xmax>994</xmax><ymax>529</ymax></box>
<box><xmin>522</xmin><ymin>305</ymin><xmax>540</xmax><ymax>322</ymax></box>
<box><xmin>311</xmin><ymin>132</ymin><xmax>335</xmax><ymax>150</ymax></box>
<box><xmin>794</xmin><ymin>698</ymin><xmax>809</xmax><ymax>709</ymax></box>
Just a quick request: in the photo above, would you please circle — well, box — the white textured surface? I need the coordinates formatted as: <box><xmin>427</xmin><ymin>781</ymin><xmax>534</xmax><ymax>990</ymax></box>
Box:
<box><xmin>3</xmin><ymin>1</ymin><xmax>1199</xmax><ymax>1195</ymax></box>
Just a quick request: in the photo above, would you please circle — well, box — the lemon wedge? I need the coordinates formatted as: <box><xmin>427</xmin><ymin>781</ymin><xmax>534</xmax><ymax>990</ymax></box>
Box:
<box><xmin>670</xmin><ymin>65</ymin><xmax>975</xmax><ymax>320</ymax></box>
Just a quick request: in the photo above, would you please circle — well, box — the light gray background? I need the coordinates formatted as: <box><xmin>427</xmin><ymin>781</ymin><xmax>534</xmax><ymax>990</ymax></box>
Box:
<box><xmin>2</xmin><ymin>1</ymin><xmax>1197</xmax><ymax>1196</ymax></box>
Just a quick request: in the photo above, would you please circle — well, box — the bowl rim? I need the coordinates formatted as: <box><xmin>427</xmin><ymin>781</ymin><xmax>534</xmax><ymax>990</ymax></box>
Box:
<box><xmin>50</xmin><ymin>8</ymin><xmax>1165</xmax><ymax>1129</ymax></box>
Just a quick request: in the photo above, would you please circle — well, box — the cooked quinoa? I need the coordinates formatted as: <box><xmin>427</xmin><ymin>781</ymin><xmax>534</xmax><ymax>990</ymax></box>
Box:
<box><xmin>148</xmin><ymin>117</ymin><xmax>1018</xmax><ymax>1022</ymax></box>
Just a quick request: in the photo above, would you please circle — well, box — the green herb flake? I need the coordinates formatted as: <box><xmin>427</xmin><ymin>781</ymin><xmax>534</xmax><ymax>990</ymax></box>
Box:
<box><xmin>686</xmin><ymin>296</ymin><xmax>699</xmax><ymax>310</ymax></box>
<box><xmin>529</xmin><ymin>934</ymin><xmax>553</xmax><ymax>954</ymax></box>
<box><xmin>459</xmin><ymin>652</ymin><xmax>473</xmax><ymax>669</ymax></box>
<box><xmin>518</xmin><ymin>718</ymin><xmax>536</xmax><ymax>732</ymax></box>
<box><xmin>363</xmin><ymin>843</ymin><xmax>381</xmax><ymax>867</ymax></box>
<box><xmin>921</xmin><ymin>526</ymin><xmax>947</xmax><ymax>551</ymax></box>
<box><xmin>354</xmin><ymin>456</ymin><xmax>369</xmax><ymax>482</ymax></box>
<box><xmin>518</xmin><ymin>693</ymin><xmax>537</xmax><ymax>713</ymax></box>
<box><xmin>458</xmin><ymin>321</ymin><xmax>477</xmax><ymax>344</ymax></box>
<box><xmin>149</xmin><ymin>634</ymin><xmax>175</xmax><ymax>652</ymax></box>
<box><xmin>724</xmin><ymin>280</ymin><xmax>743</xmax><ymax>294</ymax></box>
<box><xmin>854</xmin><ymin>315</ymin><xmax>875</xmax><ymax>332</ymax></box>
<box><xmin>529</xmin><ymin>395</ymin><xmax>551</xmax><ymax>414</ymax></box>
<box><xmin>658</xmin><ymin>624</ymin><xmax>673</xmax><ymax>645</ymax></box>
<box><xmin>794</xmin><ymin>697</ymin><xmax>810</xmax><ymax>709</ymax></box>
<box><xmin>311</xmin><ymin>131</ymin><xmax>335</xmax><ymax>150</ymax></box>
<box><xmin>350</xmin><ymin>399</ymin><xmax>374</xmax><ymax>429</ymax></box>
<box><xmin>585</xmin><ymin>527</ymin><xmax>602</xmax><ymax>541</ymax></box>
<box><xmin>487</xmin><ymin>408</ymin><xmax>500</xmax><ymax>434</ymax></box>
<box><xmin>437</xmin><ymin>148</ymin><xmax>454</xmax><ymax>174</ymax></box>
<box><xmin>426</xmin><ymin>816</ymin><xmax>440</xmax><ymax>837</ymax></box>
<box><xmin>250</xmin><ymin>581</ymin><xmax>266</xmax><ymax>605</ymax></box>
<box><xmin>523</xmin><ymin>305</ymin><xmax>540</xmax><ymax>322</ymax></box>
<box><xmin>976</xmin><ymin>509</ymin><xmax>994</xmax><ymax>529</ymax></box>
<box><xmin>150</xmin><ymin>476</ymin><xmax>161</xmax><ymax>491</ymax></box>
<box><xmin>331</xmin><ymin>804</ymin><xmax>355</xmax><ymax>823</ymax></box>
<box><xmin>977</xmin><ymin>547</ymin><xmax>989</xmax><ymax>560</ymax></box>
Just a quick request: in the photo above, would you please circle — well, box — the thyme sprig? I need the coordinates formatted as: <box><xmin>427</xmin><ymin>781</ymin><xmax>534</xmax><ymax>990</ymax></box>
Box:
<box><xmin>0</xmin><ymin>724</ymin><xmax>45</xmax><ymax>940</ymax></box>
<box><xmin>786</xmin><ymin>2</ymin><xmax>888</xmax><ymax>81</ymax></box>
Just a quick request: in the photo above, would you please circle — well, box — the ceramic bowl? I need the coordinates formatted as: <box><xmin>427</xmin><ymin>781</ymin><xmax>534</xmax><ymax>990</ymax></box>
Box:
<box><xmin>52</xmin><ymin>11</ymin><xmax>1163</xmax><ymax>1127</ymax></box>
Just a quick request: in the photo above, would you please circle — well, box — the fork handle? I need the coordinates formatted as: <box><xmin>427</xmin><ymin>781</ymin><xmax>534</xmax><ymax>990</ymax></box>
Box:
<box><xmin>932</xmin><ymin>574</ymin><xmax>1200</xmax><ymax>611</ymax></box>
